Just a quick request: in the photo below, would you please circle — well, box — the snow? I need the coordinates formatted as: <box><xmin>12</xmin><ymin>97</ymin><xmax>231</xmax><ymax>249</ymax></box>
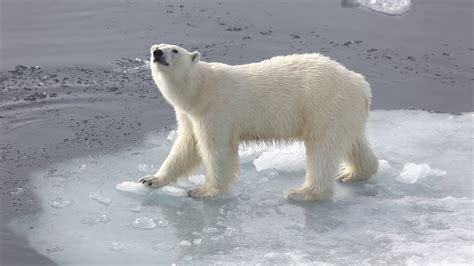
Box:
<box><xmin>344</xmin><ymin>0</ymin><xmax>412</xmax><ymax>15</ymax></box>
<box><xmin>11</xmin><ymin>110</ymin><xmax>473</xmax><ymax>264</ymax></box>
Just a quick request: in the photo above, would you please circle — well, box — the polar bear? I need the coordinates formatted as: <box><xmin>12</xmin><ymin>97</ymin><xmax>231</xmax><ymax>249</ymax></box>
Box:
<box><xmin>139</xmin><ymin>43</ymin><xmax>379</xmax><ymax>201</ymax></box>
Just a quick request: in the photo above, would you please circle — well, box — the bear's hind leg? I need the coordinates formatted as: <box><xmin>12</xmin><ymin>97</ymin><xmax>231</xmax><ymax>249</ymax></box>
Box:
<box><xmin>336</xmin><ymin>135</ymin><xmax>378</xmax><ymax>183</ymax></box>
<box><xmin>287</xmin><ymin>140</ymin><xmax>339</xmax><ymax>201</ymax></box>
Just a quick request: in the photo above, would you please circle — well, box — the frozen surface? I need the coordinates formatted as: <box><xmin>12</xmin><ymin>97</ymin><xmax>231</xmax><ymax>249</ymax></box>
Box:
<box><xmin>343</xmin><ymin>0</ymin><xmax>412</xmax><ymax>15</ymax></box>
<box><xmin>11</xmin><ymin>110</ymin><xmax>473</xmax><ymax>264</ymax></box>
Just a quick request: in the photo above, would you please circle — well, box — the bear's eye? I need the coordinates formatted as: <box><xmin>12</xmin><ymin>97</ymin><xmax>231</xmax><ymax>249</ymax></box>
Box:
<box><xmin>172</xmin><ymin>49</ymin><xmax>179</xmax><ymax>54</ymax></box>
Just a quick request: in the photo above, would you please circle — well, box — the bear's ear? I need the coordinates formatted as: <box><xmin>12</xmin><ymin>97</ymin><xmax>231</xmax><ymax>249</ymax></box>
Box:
<box><xmin>191</xmin><ymin>51</ymin><xmax>201</xmax><ymax>63</ymax></box>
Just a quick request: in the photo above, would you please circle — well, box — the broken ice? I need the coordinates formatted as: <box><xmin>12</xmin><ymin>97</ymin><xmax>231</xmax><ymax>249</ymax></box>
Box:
<box><xmin>11</xmin><ymin>110</ymin><xmax>473</xmax><ymax>264</ymax></box>
<box><xmin>127</xmin><ymin>216</ymin><xmax>156</xmax><ymax>229</ymax></box>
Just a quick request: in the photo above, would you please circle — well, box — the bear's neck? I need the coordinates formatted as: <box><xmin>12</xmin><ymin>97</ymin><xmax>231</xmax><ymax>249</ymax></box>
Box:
<box><xmin>154</xmin><ymin>63</ymin><xmax>211</xmax><ymax>115</ymax></box>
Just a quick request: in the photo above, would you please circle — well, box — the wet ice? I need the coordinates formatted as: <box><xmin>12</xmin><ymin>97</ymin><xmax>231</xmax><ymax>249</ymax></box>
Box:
<box><xmin>11</xmin><ymin>110</ymin><xmax>473</xmax><ymax>264</ymax></box>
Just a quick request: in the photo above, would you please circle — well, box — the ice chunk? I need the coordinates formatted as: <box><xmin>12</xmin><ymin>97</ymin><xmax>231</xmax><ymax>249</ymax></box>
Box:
<box><xmin>181</xmin><ymin>255</ymin><xmax>194</xmax><ymax>261</ymax></box>
<box><xmin>253</xmin><ymin>143</ymin><xmax>306</xmax><ymax>172</ymax></box>
<box><xmin>10</xmin><ymin>187</ymin><xmax>25</xmax><ymax>195</ymax></box>
<box><xmin>202</xmin><ymin>227</ymin><xmax>219</xmax><ymax>233</ymax></box>
<box><xmin>129</xmin><ymin>204</ymin><xmax>142</xmax><ymax>213</ymax></box>
<box><xmin>115</xmin><ymin>181</ymin><xmax>187</xmax><ymax>197</ymax></box>
<box><xmin>167</xmin><ymin>130</ymin><xmax>177</xmax><ymax>142</ymax></box>
<box><xmin>178</xmin><ymin>240</ymin><xmax>192</xmax><ymax>247</ymax></box>
<box><xmin>89</xmin><ymin>191</ymin><xmax>112</xmax><ymax>205</ymax></box>
<box><xmin>49</xmin><ymin>197</ymin><xmax>72</xmax><ymax>208</ymax></box>
<box><xmin>218</xmin><ymin>205</ymin><xmax>227</xmax><ymax>216</ymax></box>
<box><xmin>115</xmin><ymin>181</ymin><xmax>153</xmax><ymax>195</ymax></box>
<box><xmin>239</xmin><ymin>143</ymin><xmax>267</xmax><ymax>163</ymax></box>
<box><xmin>156</xmin><ymin>220</ymin><xmax>169</xmax><ymax>227</ymax></box>
<box><xmin>81</xmin><ymin>214</ymin><xmax>110</xmax><ymax>226</ymax></box>
<box><xmin>193</xmin><ymin>238</ymin><xmax>202</xmax><ymax>245</ymax></box>
<box><xmin>46</xmin><ymin>244</ymin><xmax>63</xmax><ymax>253</ymax></box>
<box><xmin>397</xmin><ymin>163</ymin><xmax>446</xmax><ymax>184</ymax></box>
<box><xmin>223</xmin><ymin>227</ymin><xmax>236</xmax><ymax>237</ymax></box>
<box><xmin>210</xmin><ymin>235</ymin><xmax>224</xmax><ymax>242</ymax></box>
<box><xmin>137</xmin><ymin>164</ymin><xmax>150</xmax><ymax>172</ymax></box>
<box><xmin>127</xmin><ymin>216</ymin><xmax>156</xmax><ymax>229</ymax></box>
<box><xmin>378</xmin><ymin>159</ymin><xmax>391</xmax><ymax>174</ymax></box>
<box><xmin>110</xmin><ymin>242</ymin><xmax>124</xmax><ymax>251</ymax></box>
<box><xmin>343</xmin><ymin>0</ymin><xmax>412</xmax><ymax>15</ymax></box>
<box><xmin>263</xmin><ymin>251</ymin><xmax>312</xmax><ymax>264</ymax></box>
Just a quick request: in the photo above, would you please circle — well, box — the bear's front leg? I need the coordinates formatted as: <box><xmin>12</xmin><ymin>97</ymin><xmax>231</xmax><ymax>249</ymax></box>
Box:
<box><xmin>188</xmin><ymin>123</ymin><xmax>239</xmax><ymax>198</ymax></box>
<box><xmin>139</xmin><ymin>115</ymin><xmax>201</xmax><ymax>188</ymax></box>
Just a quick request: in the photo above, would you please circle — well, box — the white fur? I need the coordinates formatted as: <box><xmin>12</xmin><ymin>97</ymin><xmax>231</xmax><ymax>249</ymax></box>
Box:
<box><xmin>138</xmin><ymin>43</ymin><xmax>379</xmax><ymax>201</ymax></box>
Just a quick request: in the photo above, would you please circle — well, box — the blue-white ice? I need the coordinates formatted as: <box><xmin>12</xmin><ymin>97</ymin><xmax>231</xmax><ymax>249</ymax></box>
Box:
<box><xmin>11</xmin><ymin>110</ymin><xmax>473</xmax><ymax>265</ymax></box>
<box><xmin>344</xmin><ymin>0</ymin><xmax>412</xmax><ymax>15</ymax></box>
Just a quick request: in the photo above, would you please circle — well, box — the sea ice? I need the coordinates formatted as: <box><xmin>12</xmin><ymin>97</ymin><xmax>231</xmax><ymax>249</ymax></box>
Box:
<box><xmin>12</xmin><ymin>110</ymin><xmax>473</xmax><ymax>264</ymax></box>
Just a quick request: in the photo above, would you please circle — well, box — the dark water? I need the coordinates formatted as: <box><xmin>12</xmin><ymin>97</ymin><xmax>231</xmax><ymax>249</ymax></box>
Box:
<box><xmin>0</xmin><ymin>0</ymin><xmax>472</xmax><ymax>264</ymax></box>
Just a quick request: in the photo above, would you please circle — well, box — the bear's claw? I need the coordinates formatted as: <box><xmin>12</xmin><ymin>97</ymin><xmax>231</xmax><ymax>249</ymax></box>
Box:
<box><xmin>137</xmin><ymin>175</ymin><xmax>169</xmax><ymax>188</ymax></box>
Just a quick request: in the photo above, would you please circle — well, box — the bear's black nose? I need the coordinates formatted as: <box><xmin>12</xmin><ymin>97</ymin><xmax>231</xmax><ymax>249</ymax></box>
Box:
<box><xmin>153</xmin><ymin>49</ymin><xmax>164</xmax><ymax>60</ymax></box>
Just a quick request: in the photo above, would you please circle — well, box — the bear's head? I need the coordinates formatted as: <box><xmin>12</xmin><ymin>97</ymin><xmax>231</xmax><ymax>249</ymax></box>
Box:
<box><xmin>149</xmin><ymin>44</ymin><xmax>201</xmax><ymax>78</ymax></box>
